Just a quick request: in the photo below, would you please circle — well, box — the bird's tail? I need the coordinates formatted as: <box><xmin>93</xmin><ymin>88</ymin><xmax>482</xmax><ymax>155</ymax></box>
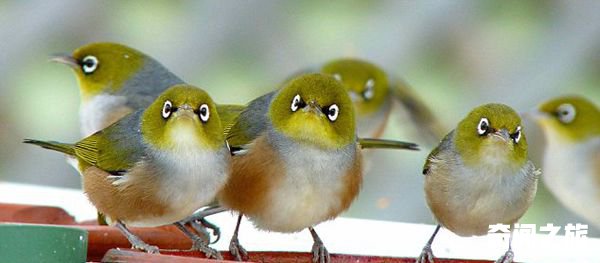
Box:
<box><xmin>358</xmin><ymin>138</ymin><xmax>420</xmax><ymax>151</ymax></box>
<box><xmin>23</xmin><ymin>139</ymin><xmax>76</xmax><ymax>156</ymax></box>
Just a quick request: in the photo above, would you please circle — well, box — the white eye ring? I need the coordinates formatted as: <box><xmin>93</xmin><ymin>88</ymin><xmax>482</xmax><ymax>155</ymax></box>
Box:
<box><xmin>198</xmin><ymin>104</ymin><xmax>210</xmax><ymax>122</ymax></box>
<box><xmin>81</xmin><ymin>55</ymin><xmax>98</xmax><ymax>74</ymax></box>
<box><xmin>477</xmin><ymin>117</ymin><xmax>490</xmax><ymax>135</ymax></box>
<box><xmin>557</xmin><ymin>103</ymin><xmax>576</xmax><ymax>124</ymax></box>
<box><xmin>511</xmin><ymin>126</ymin><xmax>522</xmax><ymax>143</ymax></box>
<box><xmin>363</xmin><ymin>78</ymin><xmax>375</xmax><ymax>100</ymax></box>
<box><xmin>291</xmin><ymin>94</ymin><xmax>302</xmax><ymax>112</ymax></box>
<box><xmin>332</xmin><ymin>73</ymin><xmax>342</xmax><ymax>82</ymax></box>
<box><xmin>327</xmin><ymin>104</ymin><xmax>340</xmax><ymax>122</ymax></box>
<box><xmin>162</xmin><ymin>100</ymin><xmax>172</xmax><ymax>119</ymax></box>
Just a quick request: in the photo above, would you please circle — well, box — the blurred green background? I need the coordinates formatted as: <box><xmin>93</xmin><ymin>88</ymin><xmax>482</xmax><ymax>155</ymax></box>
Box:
<box><xmin>1</xmin><ymin>1</ymin><xmax>599</xmax><ymax>236</ymax></box>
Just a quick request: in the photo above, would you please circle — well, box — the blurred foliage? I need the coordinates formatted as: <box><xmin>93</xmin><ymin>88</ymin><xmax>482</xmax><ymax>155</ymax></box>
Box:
<box><xmin>0</xmin><ymin>1</ymin><xmax>598</xmax><ymax>236</ymax></box>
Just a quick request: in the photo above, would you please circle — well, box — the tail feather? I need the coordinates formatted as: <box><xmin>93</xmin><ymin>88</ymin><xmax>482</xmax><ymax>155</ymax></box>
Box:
<box><xmin>23</xmin><ymin>139</ymin><xmax>76</xmax><ymax>156</ymax></box>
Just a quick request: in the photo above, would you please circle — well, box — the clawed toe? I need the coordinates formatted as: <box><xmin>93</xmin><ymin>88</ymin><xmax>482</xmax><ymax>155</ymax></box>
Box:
<box><xmin>415</xmin><ymin>245</ymin><xmax>434</xmax><ymax>263</ymax></box>
<box><xmin>495</xmin><ymin>250</ymin><xmax>514</xmax><ymax>263</ymax></box>
<box><xmin>311</xmin><ymin>241</ymin><xmax>330</xmax><ymax>263</ymax></box>
<box><xmin>229</xmin><ymin>236</ymin><xmax>248</xmax><ymax>261</ymax></box>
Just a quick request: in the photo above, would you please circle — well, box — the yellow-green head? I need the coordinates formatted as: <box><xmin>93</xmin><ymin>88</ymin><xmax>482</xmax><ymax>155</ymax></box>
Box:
<box><xmin>454</xmin><ymin>103</ymin><xmax>527</xmax><ymax>169</ymax></box>
<box><xmin>51</xmin><ymin>42</ymin><xmax>146</xmax><ymax>100</ymax></box>
<box><xmin>321</xmin><ymin>59</ymin><xmax>389</xmax><ymax>116</ymax></box>
<box><xmin>269</xmin><ymin>73</ymin><xmax>356</xmax><ymax>149</ymax></box>
<box><xmin>535</xmin><ymin>96</ymin><xmax>600</xmax><ymax>143</ymax></box>
<box><xmin>141</xmin><ymin>84</ymin><xmax>224</xmax><ymax>151</ymax></box>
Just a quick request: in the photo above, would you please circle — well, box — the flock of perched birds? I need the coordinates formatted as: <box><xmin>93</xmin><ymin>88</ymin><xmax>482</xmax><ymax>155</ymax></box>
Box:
<box><xmin>25</xmin><ymin>42</ymin><xmax>599</xmax><ymax>263</ymax></box>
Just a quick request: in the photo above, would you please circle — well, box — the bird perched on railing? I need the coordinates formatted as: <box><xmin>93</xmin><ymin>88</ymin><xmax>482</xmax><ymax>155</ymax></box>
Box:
<box><xmin>25</xmin><ymin>85</ymin><xmax>230</xmax><ymax>258</ymax></box>
<box><xmin>416</xmin><ymin>103</ymin><xmax>539</xmax><ymax>263</ymax></box>
<box><xmin>218</xmin><ymin>73</ymin><xmax>418</xmax><ymax>263</ymax></box>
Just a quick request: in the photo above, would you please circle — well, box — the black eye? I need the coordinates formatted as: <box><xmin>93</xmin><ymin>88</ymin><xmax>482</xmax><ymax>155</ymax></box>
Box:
<box><xmin>291</xmin><ymin>94</ymin><xmax>305</xmax><ymax>112</ymax></box>
<box><xmin>510</xmin><ymin>126</ymin><xmax>522</xmax><ymax>143</ymax></box>
<box><xmin>81</xmin><ymin>55</ymin><xmax>98</xmax><ymax>74</ymax></box>
<box><xmin>162</xmin><ymin>100</ymin><xmax>172</xmax><ymax>119</ymax></box>
<box><xmin>325</xmin><ymin>104</ymin><xmax>339</xmax><ymax>122</ymax></box>
<box><xmin>477</xmin><ymin>117</ymin><xmax>490</xmax><ymax>135</ymax></box>
<box><xmin>198</xmin><ymin>104</ymin><xmax>210</xmax><ymax>123</ymax></box>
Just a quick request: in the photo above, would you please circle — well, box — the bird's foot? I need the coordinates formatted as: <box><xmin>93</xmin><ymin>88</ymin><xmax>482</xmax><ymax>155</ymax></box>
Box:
<box><xmin>415</xmin><ymin>244</ymin><xmax>434</xmax><ymax>263</ymax></box>
<box><xmin>495</xmin><ymin>249</ymin><xmax>514</xmax><ymax>263</ymax></box>
<box><xmin>311</xmin><ymin>239</ymin><xmax>330</xmax><ymax>263</ymax></box>
<box><xmin>189</xmin><ymin>236</ymin><xmax>222</xmax><ymax>259</ymax></box>
<box><xmin>131</xmin><ymin>242</ymin><xmax>160</xmax><ymax>254</ymax></box>
<box><xmin>229</xmin><ymin>235</ymin><xmax>248</xmax><ymax>261</ymax></box>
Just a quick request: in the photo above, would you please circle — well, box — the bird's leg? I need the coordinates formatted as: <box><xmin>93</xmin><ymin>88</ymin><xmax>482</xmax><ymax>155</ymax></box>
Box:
<box><xmin>190</xmin><ymin>218</ymin><xmax>221</xmax><ymax>244</ymax></box>
<box><xmin>496</xmin><ymin>223</ymin><xmax>515</xmax><ymax>263</ymax></box>
<box><xmin>229</xmin><ymin>214</ymin><xmax>249</xmax><ymax>261</ymax></box>
<box><xmin>184</xmin><ymin>206</ymin><xmax>227</xmax><ymax>244</ymax></box>
<box><xmin>185</xmin><ymin>206</ymin><xmax>228</xmax><ymax>222</ymax></box>
<box><xmin>174</xmin><ymin>222</ymin><xmax>222</xmax><ymax>259</ymax></box>
<box><xmin>416</xmin><ymin>224</ymin><xmax>441</xmax><ymax>263</ymax></box>
<box><xmin>115</xmin><ymin>221</ymin><xmax>159</xmax><ymax>254</ymax></box>
<box><xmin>309</xmin><ymin>226</ymin><xmax>330</xmax><ymax>263</ymax></box>
<box><xmin>188</xmin><ymin>220</ymin><xmax>211</xmax><ymax>244</ymax></box>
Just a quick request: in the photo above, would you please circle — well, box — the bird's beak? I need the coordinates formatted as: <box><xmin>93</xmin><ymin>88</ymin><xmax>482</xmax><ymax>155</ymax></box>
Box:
<box><xmin>174</xmin><ymin>104</ymin><xmax>196</xmax><ymax>120</ymax></box>
<box><xmin>49</xmin><ymin>54</ymin><xmax>79</xmax><ymax>69</ymax></box>
<box><xmin>492</xmin><ymin>128</ymin><xmax>511</xmax><ymax>143</ymax></box>
<box><xmin>349</xmin><ymin>91</ymin><xmax>360</xmax><ymax>103</ymax></box>
<box><xmin>303</xmin><ymin>100</ymin><xmax>323</xmax><ymax>116</ymax></box>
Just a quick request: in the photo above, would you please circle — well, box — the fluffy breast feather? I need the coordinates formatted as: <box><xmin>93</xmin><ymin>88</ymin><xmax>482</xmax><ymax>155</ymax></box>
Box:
<box><xmin>80</xmin><ymin>94</ymin><xmax>131</xmax><ymax>136</ymax></box>
<box><xmin>219</xmin><ymin>133</ymin><xmax>362</xmax><ymax>233</ymax></box>
<box><xmin>425</xmin><ymin>142</ymin><xmax>539</xmax><ymax>236</ymax></box>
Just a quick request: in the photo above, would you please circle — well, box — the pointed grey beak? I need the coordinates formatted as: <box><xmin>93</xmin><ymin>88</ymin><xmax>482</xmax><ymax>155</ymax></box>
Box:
<box><xmin>304</xmin><ymin>100</ymin><xmax>323</xmax><ymax>115</ymax></box>
<box><xmin>49</xmin><ymin>54</ymin><xmax>79</xmax><ymax>69</ymax></box>
<box><xmin>174</xmin><ymin>104</ymin><xmax>196</xmax><ymax>118</ymax></box>
<box><xmin>492</xmin><ymin>128</ymin><xmax>511</xmax><ymax>142</ymax></box>
<box><xmin>349</xmin><ymin>91</ymin><xmax>360</xmax><ymax>103</ymax></box>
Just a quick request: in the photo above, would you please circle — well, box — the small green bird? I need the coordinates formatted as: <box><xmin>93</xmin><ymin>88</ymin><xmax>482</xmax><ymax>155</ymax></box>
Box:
<box><xmin>50</xmin><ymin>42</ymin><xmax>243</xmax><ymax>137</ymax></box>
<box><xmin>530</xmin><ymin>96</ymin><xmax>600</xmax><ymax>229</ymax></box>
<box><xmin>25</xmin><ymin>85</ymin><xmax>230</xmax><ymax>258</ymax></box>
<box><xmin>217</xmin><ymin>73</ymin><xmax>418</xmax><ymax>263</ymax></box>
<box><xmin>51</xmin><ymin>42</ymin><xmax>241</xmax><ymax>236</ymax></box>
<box><xmin>416</xmin><ymin>103</ymin><xmax>539</xmax><ymax>263</ymax></box>
<box><xmin>320</xmin><ymin>58</ymin><xmax>446</xmax><ymax>145</ymax></box>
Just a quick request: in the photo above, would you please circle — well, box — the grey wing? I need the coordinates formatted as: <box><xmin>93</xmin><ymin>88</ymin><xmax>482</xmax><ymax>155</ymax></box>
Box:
<box><xmin>422</xmin><ymin>130</ymin><xmax>455</xmax><ymax>176</ymax></box>
<box><xmin>96</xmin><ymin>110</ymin><xmax>148</xmax><ymax>173</ymax></box>
<box><xmin>120</xmin><ymin>58</ymin><xmax>185</xmax><ymax>110</ymax></box>
<box><xmin>226</xmin><ymin>92</ymin><xmax>275</xmax><ymax>151</ymax></box>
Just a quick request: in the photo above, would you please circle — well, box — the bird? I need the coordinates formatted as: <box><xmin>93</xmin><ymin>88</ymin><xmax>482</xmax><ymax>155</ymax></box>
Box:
<box><xmin>319</xmin><ymin>58</ymin><xmax>446</xmax><ymax>146</ymax></box>
<box><xmin>50</xmin><ymin>42</ymin><xmax>243</xmax><ymax>137</ymax></box>
<box><xmin>416</xmin><ymin>103</ymin><xmax>539</xmax><ymax>263</ymax></box>
<box><xmin>529</xmin><ymin>96</ymin><xmax>600</xmax><ymax>229</ymax></box>
<box><xmin>217</xmin><ymin>73</ymin><xmax>419</xmax><ymax>263</ymax></box>
<box><xmin>24</xmin><ymin>85</ymin><xmax>230</xmax><ymax>258</ymax></box>
<box><xmin>50</xmin><ymin>42</ymin><xmax>241</xmax><ymax>236</ymax></box>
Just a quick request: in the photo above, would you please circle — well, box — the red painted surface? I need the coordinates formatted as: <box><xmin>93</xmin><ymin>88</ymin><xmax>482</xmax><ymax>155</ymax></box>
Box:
<box><xmin>0</xmin><ymin>203</ymin><xmax>495</xmax><ymax>262</ymax></box>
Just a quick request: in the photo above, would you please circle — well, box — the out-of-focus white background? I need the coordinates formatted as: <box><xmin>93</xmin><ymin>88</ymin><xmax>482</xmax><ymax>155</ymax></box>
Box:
<box><xmin>1</xmin><ymin>1</ymin><xmax>599</xmax><ymax>236</ymax></box>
